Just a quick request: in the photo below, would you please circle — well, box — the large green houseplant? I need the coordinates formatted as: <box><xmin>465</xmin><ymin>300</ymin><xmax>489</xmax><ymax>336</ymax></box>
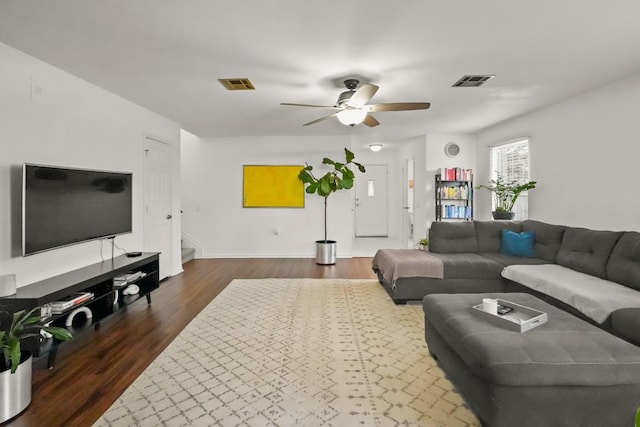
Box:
<box><xmin>298</xmin><ymin>148</ymin><xmax>365</xmax><ymax>264</ymax></box>
<box><xmin>1</xmin><ymin>307</ymin><xmax>72</xmax><ymax>422</ymax></box>
<box><xmin>476</xmin><ymin>174</ymin><xmax>537</xmax><ymax>220</ymax></box>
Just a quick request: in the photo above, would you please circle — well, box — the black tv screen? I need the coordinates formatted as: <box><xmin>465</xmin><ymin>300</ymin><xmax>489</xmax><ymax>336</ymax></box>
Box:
<box><xmin>22</xmin><ymin>164</ymin><xmax>133</xmax><ymax>256</ymax></box>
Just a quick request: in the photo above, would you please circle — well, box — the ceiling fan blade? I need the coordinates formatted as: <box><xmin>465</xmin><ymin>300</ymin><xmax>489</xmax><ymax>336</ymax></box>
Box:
<box><xmin>281</xmin><ymin>102</ymin><xmax>341</xmax><ymax>110</ymax></box>
<box><xmin>363</xmin><ymin>114</ymin><xmax>380</xmax><ymax>127</ymax></box>
<box><xmin>347</xmin><ymin>83</ymin><xmax>379</xmax><ymax>107</ymax></box>
<box><xmin>366</xmin><ymin>102</ymin><xmax>430</xmax><ymax>112</ymax></box>
<box><xmin>302</xmin><ymin>111</ymin><xmax>340</xmax><ymax>126</ymax></box>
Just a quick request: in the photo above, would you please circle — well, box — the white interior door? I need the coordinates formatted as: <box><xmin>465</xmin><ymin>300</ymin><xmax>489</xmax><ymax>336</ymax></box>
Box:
<box><xmin>355</xmin><ymin>164</ymin><xmax>388</xmax><ymax>237</ymax></box>
<box><xmin>144</xmin><ymin>137</ymin><xmax>172</xmax><ymax>280</ymax></box>
<box><xmin>403</xmin><ymin>158</ymin><xmax>415</xmax><ymax>248</ymax></box>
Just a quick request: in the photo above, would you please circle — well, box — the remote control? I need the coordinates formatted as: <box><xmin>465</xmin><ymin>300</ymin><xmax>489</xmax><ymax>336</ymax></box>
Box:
<box><xmin>497</xmin><ymin>305</ymin><xmax>514</xmax><ymax>315</ymax></box>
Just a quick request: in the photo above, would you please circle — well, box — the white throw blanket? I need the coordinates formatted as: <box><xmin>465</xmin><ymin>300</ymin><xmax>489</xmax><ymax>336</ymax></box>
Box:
<box><xmin>372</xmin><ymin>249</ymin><xmax>444</xmax><ymax>287</ymax></box>
<box><xmin>502</xmin><ymin>264</ymin><xmax>640</xmax><ymax>324</ymax></box>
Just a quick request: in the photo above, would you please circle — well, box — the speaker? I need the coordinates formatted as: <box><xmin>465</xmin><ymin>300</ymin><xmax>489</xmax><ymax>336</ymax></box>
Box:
<box><xmin>0</xmin><ymin>274</ymin><xmax>16</xmax><ymax>297</ymax></box>
<box><xmin>445</xmin><ymin>142</ymin><xmax>460</xmax><ymax>157</ymax></box>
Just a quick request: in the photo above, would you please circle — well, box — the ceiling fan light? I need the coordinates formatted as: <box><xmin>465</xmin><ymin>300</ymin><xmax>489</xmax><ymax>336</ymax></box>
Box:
<box><xmin>337</xmin><ymin>109</ymin><xmax>367</xmax><ymax>126</ymax></box>
<box><xmin>369</xmin><ymin>143</ymin><xmax>383</xmax><ymax>152</ymax></box>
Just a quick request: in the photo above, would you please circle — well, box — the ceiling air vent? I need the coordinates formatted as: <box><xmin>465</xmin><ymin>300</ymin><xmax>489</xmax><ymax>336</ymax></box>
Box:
<box><xmin>218</xmin><ymin>78</ymin><xmax>255</xmax><ymax>90</ymax></box>
<box><xmin>452</xmin><ymin>75</ymin><xmax>495</xmax><ymax>87</ymax></box>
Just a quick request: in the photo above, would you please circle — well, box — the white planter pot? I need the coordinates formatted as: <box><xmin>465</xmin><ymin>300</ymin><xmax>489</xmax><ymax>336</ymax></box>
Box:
<box><xmin>316</xmin><ymin>240</ymin><xmax>336</xmax><ymax>265</ymax></box>
<box><xmin>0</xmin><ymin>351</ymin><xmax>32</xmax><ymax>423</ymax></box>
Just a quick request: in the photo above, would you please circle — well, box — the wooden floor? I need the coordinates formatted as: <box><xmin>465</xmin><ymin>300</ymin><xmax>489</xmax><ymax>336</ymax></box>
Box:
<box><xmin>8</xmin><ymin>258</ymin><xmax>377</xmax><ymax>427</ymax></box>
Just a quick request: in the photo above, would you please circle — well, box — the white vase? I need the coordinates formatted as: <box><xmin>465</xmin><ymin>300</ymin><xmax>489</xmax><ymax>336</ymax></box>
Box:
<box><xmin>0</xmin><ymin>351</ymin><xmax>32</xmax><ymax>423</ymax></box>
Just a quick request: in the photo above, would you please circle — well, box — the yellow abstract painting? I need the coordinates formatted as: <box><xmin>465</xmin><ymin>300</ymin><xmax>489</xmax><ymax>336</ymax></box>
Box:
<box><xmin>243</xmin><ymin>165</ymin><xmax>305</xmax><ymax>208</ymax></box>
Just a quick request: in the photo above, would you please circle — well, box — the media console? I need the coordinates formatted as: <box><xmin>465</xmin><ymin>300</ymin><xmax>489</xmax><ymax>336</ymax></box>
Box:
<box><xmin>1</xmin><ymin>252</ymin><xmax>160</xmax><ymax>368</ymax></box>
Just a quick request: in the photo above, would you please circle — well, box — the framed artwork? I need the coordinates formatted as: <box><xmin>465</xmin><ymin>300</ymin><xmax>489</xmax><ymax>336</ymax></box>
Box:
<box><xmin>242</xmin><ymin>165</ymin><xmax>305</xmax><ymax>208</ymax></box>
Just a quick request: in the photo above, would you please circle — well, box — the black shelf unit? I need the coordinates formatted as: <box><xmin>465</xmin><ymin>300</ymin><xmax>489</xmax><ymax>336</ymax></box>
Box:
<box><xmin>435</xmin><ymin>172</ymin><xmax>473</xmax><ymax>221</ymax></box>
<box><xmin>0</xmin><ymin>252</ymin><xmax>159</xmax><ymax>367</ymax></box>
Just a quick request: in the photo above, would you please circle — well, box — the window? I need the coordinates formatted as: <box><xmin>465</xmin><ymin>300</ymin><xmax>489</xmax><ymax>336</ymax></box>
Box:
<box><xmin>489</xmin><ymin>137</ymin><xmax>531</xmax><ymax>219</ymax></box>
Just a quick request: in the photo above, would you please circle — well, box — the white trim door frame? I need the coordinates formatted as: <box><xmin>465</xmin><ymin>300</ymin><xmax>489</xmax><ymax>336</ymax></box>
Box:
<box><xmin>143</xmin><ymin>137</ymin><xmax>172</xmax><ymax>280</ymax></box>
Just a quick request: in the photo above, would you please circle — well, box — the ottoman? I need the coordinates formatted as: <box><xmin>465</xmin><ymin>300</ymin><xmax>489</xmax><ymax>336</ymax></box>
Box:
<box><xmin>423</xmin><ymin>293</ymin><xmax>640</xmax><ymax>427</ymax></box>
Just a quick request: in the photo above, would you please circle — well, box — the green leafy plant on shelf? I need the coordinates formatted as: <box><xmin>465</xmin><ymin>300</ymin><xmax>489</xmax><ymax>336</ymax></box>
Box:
<box><xmin>1</xmin><ymin>307</ymin><xmax>72</xmax><ymax>374</ymax></box>
<box><xmin>298</xmin><ymin>148</ymin><xmax>366</xmax><ymax>242</ymax></box>
<box><xmin>636</xmin><ymin>407</ymin><xmax>640</xmax><ymax>427</ymax></box>
<box><xmin>416</xmin><ymin>238</ymin><xmax>429</xmax><ymax>250</ymax></box>
<box><xmin>476</xmin><ymin>173</ymin><xmax>537</xmax><ymax>213</ymax></box>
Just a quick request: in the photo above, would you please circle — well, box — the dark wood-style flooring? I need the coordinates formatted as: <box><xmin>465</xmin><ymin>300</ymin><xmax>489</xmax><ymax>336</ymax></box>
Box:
<box><xmin>7</xmin><ymin>258</ymin><xmax>376</xmax><ymax>427</ymax></box>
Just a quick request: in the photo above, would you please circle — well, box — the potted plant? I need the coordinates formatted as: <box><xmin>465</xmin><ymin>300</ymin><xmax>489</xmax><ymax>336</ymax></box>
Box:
<box><xmin>416</xmin><ymin>238</ymin><xmax>429</xmax><ymax>251</ymax></box>
<box><xmin>298</xmin><ymin>148</ymin><xmax>365</xmax><ymax>264</ymax></box>
<box><xmin>1</xmin><ymin>307</ymin><xmax>72</xmax><ymax>423</ymax></box>
<box><xmin>476</xmin><ymin>174</ymin><xmax>537</xmax><ymax>220</ymax></box>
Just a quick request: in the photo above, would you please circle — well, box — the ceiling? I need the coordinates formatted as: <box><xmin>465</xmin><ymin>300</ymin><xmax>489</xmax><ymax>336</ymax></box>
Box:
<box><xmin>1</xmin><ymin>1</ymin><xmax>640</xmax><ymax>140</ymax></box>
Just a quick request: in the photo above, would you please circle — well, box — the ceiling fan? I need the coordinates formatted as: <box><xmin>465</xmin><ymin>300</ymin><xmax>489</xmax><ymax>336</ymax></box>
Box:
<box><xmin>281</xmin><ymin>79</ymin><xmax>430</xmax><ymax>127</ymax></box>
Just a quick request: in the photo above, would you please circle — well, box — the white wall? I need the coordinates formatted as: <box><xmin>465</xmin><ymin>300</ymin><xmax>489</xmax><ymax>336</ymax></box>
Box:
<box><xmin>0</xmin><ymin>42</ymin><xmax>182</xmax><ymax>287</ymax></box>
<box><xmin>425</xmin><ymin>134</ymin><xmax>477</xmax><ymax>228</ymax></box>
<box><xmin>476</xmin><ymin>72</ymin><xmax>640</xmax><ymax>231</ymax></box>
<box><xmin>181</xmin><ymin>135</ymin><xmax>356</xmax><ymax>257</ymax></box>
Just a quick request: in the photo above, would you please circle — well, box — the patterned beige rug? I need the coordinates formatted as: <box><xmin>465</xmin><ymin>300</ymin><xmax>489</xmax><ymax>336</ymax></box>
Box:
<box><xmin>94</xmin><ymin>279</ymin><xmax>479</xmax><ymax>426</ymax></box>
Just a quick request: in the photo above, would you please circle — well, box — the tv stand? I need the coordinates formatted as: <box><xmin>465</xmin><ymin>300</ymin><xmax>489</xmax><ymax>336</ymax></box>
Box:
<box><xmin>1</xmin><ymin>252</ymin><xmax>160</xmax><ymax>368</ymax></box>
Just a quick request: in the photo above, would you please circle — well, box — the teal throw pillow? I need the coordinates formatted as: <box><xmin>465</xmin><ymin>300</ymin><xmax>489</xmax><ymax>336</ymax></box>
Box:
<box><xmin>501</xmin><ymin>230</ymin><xmax>536</xmax><ymax>257</ymax></box>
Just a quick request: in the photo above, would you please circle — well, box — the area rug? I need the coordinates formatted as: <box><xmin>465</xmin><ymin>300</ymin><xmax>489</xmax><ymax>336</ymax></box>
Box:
<box><xmin>94</xmin><ymin>279</ymin><xmax>479</xmax><ymax>426</ymax></box>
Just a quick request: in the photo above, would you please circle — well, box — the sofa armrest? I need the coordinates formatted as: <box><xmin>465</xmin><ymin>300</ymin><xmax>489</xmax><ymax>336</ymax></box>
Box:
<box><xmin>611</xmin><ymin>308</ymin><xmax>640</xmax><ymax>345</ymax></box>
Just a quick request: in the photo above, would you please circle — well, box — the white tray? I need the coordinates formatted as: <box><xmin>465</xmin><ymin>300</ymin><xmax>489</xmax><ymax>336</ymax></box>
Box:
<box><xmin>471</xmin><ymin>298</ymin><xmax>548</xmax><ymax>333</ymax></box>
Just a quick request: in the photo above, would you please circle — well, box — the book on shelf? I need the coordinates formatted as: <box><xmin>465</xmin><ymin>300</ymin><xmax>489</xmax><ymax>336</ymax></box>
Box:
<box><xmin>439</xmin><ymin>168</ymin><xmax>472</xmax><ymax>181</ymax></box>
<box><xmin>51</xmin><ymin>292</ymin><xmax>94</xmax><ymax>313</ymax></box>
<box><xmin>439</xmin><ymin>184</ymin><xmax>470</xmax><ymax>199</ymax></box>
<box><xmin>441</xmin><ymin>205</ymin><xmax>472</xmax><ymax>219</ymax></box>
<box><xmin>113</xmin><ymin>271</ymin><xmax>146</xmax><ymax>287</ymax></box>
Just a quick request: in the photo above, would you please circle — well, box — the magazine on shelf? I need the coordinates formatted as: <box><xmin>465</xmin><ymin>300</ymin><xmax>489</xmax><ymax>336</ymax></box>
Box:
<box><xmin>51</xmin><ymin>292</ymin><xmax>94</xmax><ymax>313</ymax></box>
<box><xmin>113</xmin><ymin>271</ymin><xmax>146</xmax><ymax>287</ymax></box>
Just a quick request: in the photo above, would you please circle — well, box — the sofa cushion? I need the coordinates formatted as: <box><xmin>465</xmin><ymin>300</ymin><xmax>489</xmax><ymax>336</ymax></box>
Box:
<box><xmin>502</xmin><ymin>264</ymin><xmax>640</xmax><ymax>324</ymax></box>
<box><xmin>475</xmin><ymin>221</ymin><xmax>521</xmax><ymax>253</ymax></box>
<box><xmin>429</xmin><ymin>253</ymin><xmax>504</xmax><ymax>279</ymax></box>
<box><xmin>606</xmin><ymin>232</ymin><xmax>640</xmax><ymax>291</ymax></box>
<box><xmin>429</xmin><ymin>221</ymin><xmax>478</xmax><ymax>253</ymax></box>
<box><xmin>611</xmin><ymin>308</ymin><xmax>640</xmax><ymax>344</ymax></box>
<box><xmin>501</xmin><ymin>230</ymin><xmax>535</xmax><ymax>257</ymax></box>
<box><xmin>522</xmin><ymin>220</ymin><xmax>566</xmax><ymax>262</ymax></box>
<box><xmin>481</xmin><ymin>252</ymin><xmax>548</xmax><ymax>267</ymax></box>
<box><xmin>556</xmin><ymin>227</ymin><xmax>622</xmax><ymax>279</ymax></box>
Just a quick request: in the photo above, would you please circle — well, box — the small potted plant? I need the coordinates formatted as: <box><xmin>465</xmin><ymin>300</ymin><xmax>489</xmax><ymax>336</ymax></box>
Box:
<box><xmin>298</xmin><ymin>148</ymin><xmax>365</xmax><ymax>264</ymax></box>
<box><xmin>476</xmin><ymin>174</ymin><xmax>537</xmax><ymax>220</ymax></box>
<box><xmin>416</xmin><ymin>238</ymin><xmax>429</xmax><ymax>251</ymax></box>
<box><xmin>1</xmin><ymin>307</ymin><xmax>72</xmax><ymax>423</ymax></box>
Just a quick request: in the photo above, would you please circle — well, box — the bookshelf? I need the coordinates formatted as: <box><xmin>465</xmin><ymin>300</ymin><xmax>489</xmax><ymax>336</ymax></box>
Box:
<box><xmin>435</xmin><ymin>168</ymin><xmax>473</xmax><ymax>221</ymax></box>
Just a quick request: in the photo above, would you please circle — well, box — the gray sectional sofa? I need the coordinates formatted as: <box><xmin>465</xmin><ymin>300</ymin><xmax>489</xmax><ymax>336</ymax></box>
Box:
<box><xmin>374</xmin><ymin>219</ymin><xmax>640</xmax><ymax>344</ymax></box>
<box><xmin>374</xmin><ymin>219</ymin><xmax>640</xmax><ymax>426</ymax></box>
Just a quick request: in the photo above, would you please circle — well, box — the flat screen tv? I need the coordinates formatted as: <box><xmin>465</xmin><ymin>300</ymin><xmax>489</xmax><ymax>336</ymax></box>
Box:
<box><xmin>22</xmin><ymin>163</ymin><xmax>133</xmax><ymax>256</ymax></box>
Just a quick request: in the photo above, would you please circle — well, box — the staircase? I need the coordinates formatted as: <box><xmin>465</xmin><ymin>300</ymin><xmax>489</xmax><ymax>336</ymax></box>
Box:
<box><xmin>181</xmin><ymin>233</ymin><xmax>201</xmax><ymax>265</ymax></box>
<box><xmin>181</xmin><ymin>244</ymin><xmax>195</xmax><ymax>265</ymax></box>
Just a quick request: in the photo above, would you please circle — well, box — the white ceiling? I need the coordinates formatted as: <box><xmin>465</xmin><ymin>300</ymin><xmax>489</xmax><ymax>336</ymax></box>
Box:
<box><xmin>2</xmin><ymin>1</ymin><xmax>640</xmax><ymax>140</ymax></box>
